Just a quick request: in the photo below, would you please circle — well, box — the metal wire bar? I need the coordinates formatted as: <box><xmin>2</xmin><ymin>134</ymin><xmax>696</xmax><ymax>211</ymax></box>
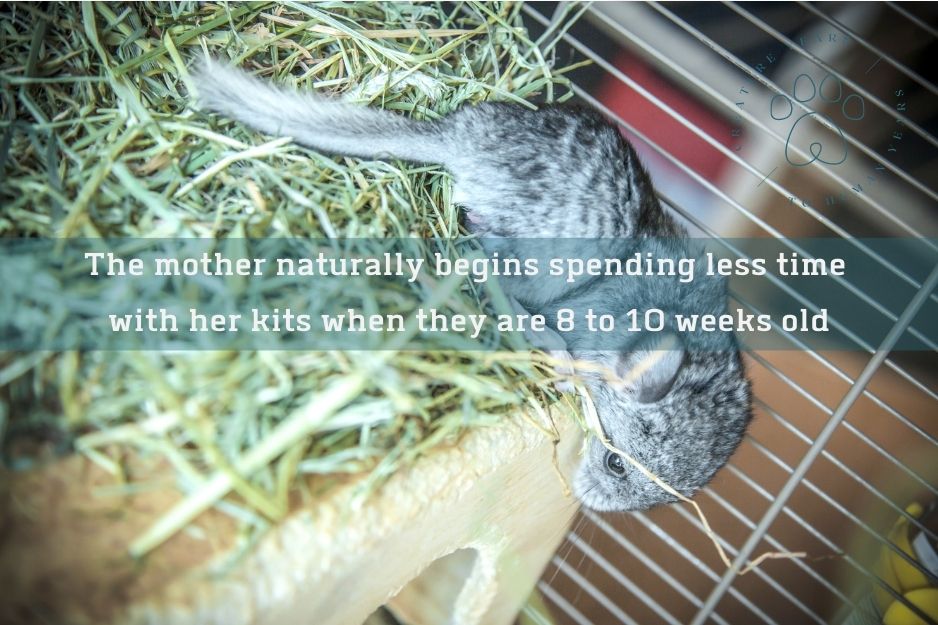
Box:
<box><xmin>522</xmin><ymin>6</ymin><xmax>938</xmax><ymax>623</ymax></box>
<box><xmin>567</xmin><ymin>532</ymin><xmax>685</xmax><ymax>625</ymax></box>
<box><xmin>585</xmin><ymin>4</ymin><xmax>937</xmax><ymax>246</ymax></box>
<box><xmin>563</xmin><ymin>72</ymin><xmax>938</xmax><ymax>442</ymax></box>
<box><xmin>646</xmin><ymin>0</ymin><xmax>938</xmax><ymax>205</ymax></box>
<box><xmin>885</xmin><ymin>1</ymin><xmax>938</xmax><ymax>39</ymax></box>
<box><xmin>723</xmin><ymin>457</ymin><xmax>924</xmax><ymax>624</ymax></box>
<box><xmin>746</xmin><ymin>349</ymin><xmax>938</xmax><ymax>498</ymax></box>
<box><xmin>690</xmin><ymin>262</ymin><xmax>938</xmax><ymax>625</ymax></box>
<box><xmin>551</xmin><ymin>555</ymin><xmax>641</xmax><ymax>625</ymax></box>
<box><xmin>752</xmin><ymin>392</ymin><xmax>938</xmax><ymax>540</ymax></box>
<box><xmin>632</xmin><ymin>511</ymin><xmax>780</xmax><ymax>625</ymax></box>
<box><xmin>589</xmin><ymin>500</ymin><xmax>865</xmax><ymax>622</ymax></box>
<box><xmin>723</xmin><ymin>1</ymin><xmax>938</xmax><ymax>148</ymax></box>
<box><xmin>535</xmin><ymin>46</ymin><xmax>938</xmax><ymax>356</ymax></box>
<box><xmin>722</xmin><ymin>461</ymin><xmax>837</xmax><ymax>550</ymax></box>
<box><xmin>658</xmin><ymin>192</ymin><xmax>938</xmax><ymax>445</ymax></box>
<box><xmin>850</xmin><ymin>361</ymin><xmax>938</xmax><ymax>436</ymax></box>
<box><xmin>668</xmin><ymin>502</ymin><xmax>829</xmax><ymax>625</ymax></box>
<box><xmin>648</xmin><ymin>178</ymin><xmax>938</xmax><ymax>450</ymax></box>
<box><xmin>528</xmin><ymin>7</ymin><xmax>938</xmax><ymax>318</ymax></box>
<box><xmin>663</xmin><ymin>195</ymin><xmax>938</xmax><ymax>448</ymax></box>
<box><xmin>727</xmin><ymin>289</ymin><xmax>938</xmax><ymax>480</ymax></box>
<box><xmin>708</xmin><ymin>467</ymin><xmax>871</xmax><ymax>617</ymax></box>
<box><xmin>532</xmin><ymin>0</ymin><xmax>937</xmax><ymax>241</ymax></box>
<box><xmin>728</xmin><ymin>291</ymin><xmax>938</xmax><ymax>449</ymax></box>
<box><xmin>569</xmin><ymin>70</ymin><xmax>938</xmax><ymax>485</ymax></box>
<box><xmin>742</xmin><ymin>435</ymin><xmax>938</xmax><ymax>625</ymax></box>
<box><xmin>650</xmin><ymin>177</ymin><xmax>938</xmax><ymax>494</ymax></box>
<box><xmin>743</xmin><ymin>413</ymin><xmax>938</xmax><ymax>583</ymax></box>
<box><xmin>748</xmin><ymin>403</ymin><xmax>938</xmax><ymax>582</ymax></box>
<box><xmin>797</xmin><ymin>1</ymin><xmax>938</xmax><ymax>96</ymax></box>
<box><xmin>887</xmin><ymin>353</ymin><xmax>938</xmax><ymax>402</ymax></box>
<box><xmin>582</xmin><ymin>511</ymin><xmax>733</xmax><ymax>625</ymax></box>
<box><xmin>565</xmin><ymin>68</ymin><xmax>888</xmax><ymax>356</ymax></box>
<box><xmin>538</xmin><ymin>580</ymin><xmax>595</xmax><ymax>625</ymax></box>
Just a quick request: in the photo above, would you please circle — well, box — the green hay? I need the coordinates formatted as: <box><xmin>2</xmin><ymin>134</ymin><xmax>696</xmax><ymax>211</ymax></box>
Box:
<box><xmin>0</xmin><ymin>1</ymin><xmax>587</xmax><ymax>555</ymax></box>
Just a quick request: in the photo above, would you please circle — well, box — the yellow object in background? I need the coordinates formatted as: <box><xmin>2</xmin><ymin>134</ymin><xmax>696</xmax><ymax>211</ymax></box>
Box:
<box><xmin>874</xmin><ymin>502</ymin><xmax>938</xmax><ymax>625</ymax></box>
<box><xmin>881</xmin><ymin>589</ymin><xmax>938</xmax><ymax>625</ymax></box>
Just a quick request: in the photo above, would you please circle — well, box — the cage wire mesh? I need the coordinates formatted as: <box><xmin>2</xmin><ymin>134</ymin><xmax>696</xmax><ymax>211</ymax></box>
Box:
<box><xmin>518</xmin><ymin>3</ymin><xmax>938</xmax><ymax>625</ymax></box>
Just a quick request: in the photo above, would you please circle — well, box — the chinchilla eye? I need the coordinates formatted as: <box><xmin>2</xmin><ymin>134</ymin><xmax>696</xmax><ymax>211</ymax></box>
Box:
<box><xmin>604</xmin><ymin>450</ymin><xmax>626</xmax><ymax>475</ymax></box>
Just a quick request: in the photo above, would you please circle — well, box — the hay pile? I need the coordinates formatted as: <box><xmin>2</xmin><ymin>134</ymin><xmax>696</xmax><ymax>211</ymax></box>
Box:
<box><xmin>0</xmin><ymin>1</ymin><xmax>586</xmax><ymax>555</ymax></box>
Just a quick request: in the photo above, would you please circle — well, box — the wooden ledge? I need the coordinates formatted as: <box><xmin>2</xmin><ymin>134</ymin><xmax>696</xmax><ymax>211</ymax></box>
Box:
<box><xmin>1</xmin><ymin>403</ymin><xmax>583</xmax><ymax>625</ymax></box>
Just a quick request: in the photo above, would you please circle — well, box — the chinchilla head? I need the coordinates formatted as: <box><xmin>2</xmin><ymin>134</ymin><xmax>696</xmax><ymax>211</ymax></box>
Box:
<box><xmin>573</xmin><ymin>331</ymin><xmax>751</xmax><ymax>512</ymax></box>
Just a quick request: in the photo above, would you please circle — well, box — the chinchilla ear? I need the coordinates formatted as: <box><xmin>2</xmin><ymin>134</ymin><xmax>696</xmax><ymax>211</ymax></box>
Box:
<box><xmin>616</xmin><ymin>332</ymin><xmax>685</xmax><ymax>403</ymax></box>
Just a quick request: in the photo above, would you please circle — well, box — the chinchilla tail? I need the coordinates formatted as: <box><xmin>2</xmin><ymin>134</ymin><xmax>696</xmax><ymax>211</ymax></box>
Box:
<box><xmin>193</xmin><ymin>58</ymin><xmax>448</xmax><ymax>165</ymax></box>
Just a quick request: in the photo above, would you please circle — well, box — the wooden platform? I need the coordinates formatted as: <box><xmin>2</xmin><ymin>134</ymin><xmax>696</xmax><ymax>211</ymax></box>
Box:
<box><xmin>0</xmin><ymin>402</ymin><xmax>583</xmax><ymax>625</ymax></box>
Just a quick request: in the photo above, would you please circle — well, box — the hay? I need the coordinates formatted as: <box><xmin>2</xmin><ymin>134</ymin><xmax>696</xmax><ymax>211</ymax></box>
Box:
<box><xmin>0</xmin><ymin>1</ymin><xmax>587</xmax><ymax>555</ymax></box>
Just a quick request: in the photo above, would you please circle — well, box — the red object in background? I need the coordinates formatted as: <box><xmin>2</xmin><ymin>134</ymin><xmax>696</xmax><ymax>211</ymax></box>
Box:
<box><xmin>596</xmin><ymin>51</ymin><xmax>735</xmax><ymax>182</ymax></box>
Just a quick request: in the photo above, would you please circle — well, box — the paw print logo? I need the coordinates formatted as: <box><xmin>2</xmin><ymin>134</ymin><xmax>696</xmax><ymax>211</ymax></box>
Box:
<box><xmin>770</xmin><ymin>73</ymin><xmax>865</xmax><ymax>167</ymax></box>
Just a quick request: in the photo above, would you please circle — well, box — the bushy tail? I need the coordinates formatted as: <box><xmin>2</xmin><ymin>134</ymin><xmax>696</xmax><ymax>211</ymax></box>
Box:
<box><xmin>193</xmin><ymin>59</ymin><xmax>449</xmax><ymax>165</ymax></box>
